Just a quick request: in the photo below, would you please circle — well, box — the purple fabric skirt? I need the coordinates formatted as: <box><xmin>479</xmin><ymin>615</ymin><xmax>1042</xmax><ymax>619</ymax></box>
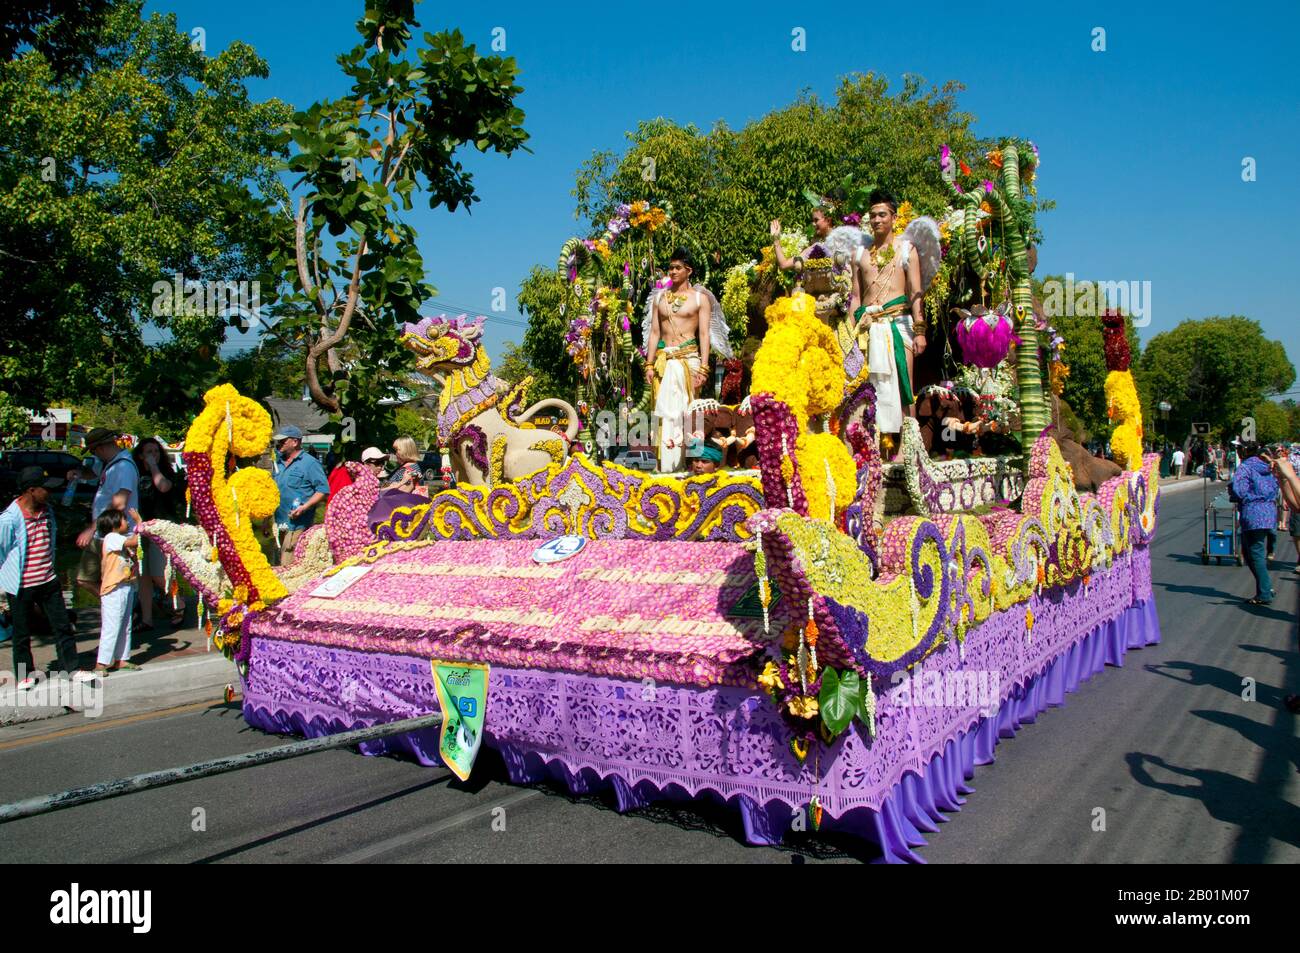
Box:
<box><xmin>243</xmin><ymin>589</ymin><xmax>1160</xmax><ymax>863</ymax></box>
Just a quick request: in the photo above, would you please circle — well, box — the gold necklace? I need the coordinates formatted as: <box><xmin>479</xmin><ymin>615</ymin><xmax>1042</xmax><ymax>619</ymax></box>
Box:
<box><xmin>869</xmin><ymin>241</ymin><xmax>895</xmax><ymax>268</ymax></box>
<box><xmin>666</xmin><ymin>290</ymin><xmax>689</xmax><ymax>314</ymax></box>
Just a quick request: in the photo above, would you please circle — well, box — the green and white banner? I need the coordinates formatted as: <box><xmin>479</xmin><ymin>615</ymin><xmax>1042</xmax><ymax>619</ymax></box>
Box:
<box><xmin>430</xmin><ymin>659</ymin><xmax>490</xmax><ymax>781</ymax></box>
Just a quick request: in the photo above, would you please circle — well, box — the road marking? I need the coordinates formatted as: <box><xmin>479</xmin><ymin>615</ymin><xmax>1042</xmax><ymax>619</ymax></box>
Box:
<box><xmin>0</xmin><ymin>697</ymin><xmax>237</xmax><ymax>752</ymax></box>
<box><xmin>327</xmin><ymin>787</ymin><xmax>542</xmax><ymax>863</ymax></box>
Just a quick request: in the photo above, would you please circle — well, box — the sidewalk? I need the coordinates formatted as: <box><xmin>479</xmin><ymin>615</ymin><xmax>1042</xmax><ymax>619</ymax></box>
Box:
<box><xmin>1159</xmin><ymin>473</ymin><xmax>1224</xmax><ymax>493</ymax></box>
<box><xmin>1</xmin><ymin>588</ymin><xmax>237</xmax><ymax>725</ymax></box>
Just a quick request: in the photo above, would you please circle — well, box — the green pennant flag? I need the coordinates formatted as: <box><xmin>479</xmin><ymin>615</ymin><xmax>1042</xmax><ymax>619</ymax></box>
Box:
<box><xmin>726</xmin><ymin>579</ymin><xmax>781</xmax><ymax>619</ymax></box>
<box><xmin>430</xmin><ymin>659</ymin><xmax>491</xmax><ymax>781</ymax></box>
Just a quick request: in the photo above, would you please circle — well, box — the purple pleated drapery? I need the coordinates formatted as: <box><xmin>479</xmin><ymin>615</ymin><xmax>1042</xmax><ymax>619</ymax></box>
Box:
<box><xmin>242</xmin><ymin>549</ymin><xmax>1161</xmax><ymax>862</ymax></box>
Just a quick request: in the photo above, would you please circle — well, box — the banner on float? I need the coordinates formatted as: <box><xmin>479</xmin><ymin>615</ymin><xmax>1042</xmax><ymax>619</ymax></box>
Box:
<box><xmin>430</xmin><ymin>659</ymin><xmax>490</xmax><ymax>781</ymax></box>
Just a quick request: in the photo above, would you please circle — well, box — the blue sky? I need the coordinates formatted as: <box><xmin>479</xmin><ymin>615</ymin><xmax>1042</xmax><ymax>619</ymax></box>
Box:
<box><xmin>152</xmin><ymin>0</ymin><xmax>1300</xmax><ymax>399</ymax></box>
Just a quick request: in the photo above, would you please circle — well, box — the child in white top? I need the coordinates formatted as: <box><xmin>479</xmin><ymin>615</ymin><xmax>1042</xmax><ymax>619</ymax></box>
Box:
<box><xmin>96</xmin><ymin>509</ymin><xmax>139</xmax><ymax>674</ymax></box>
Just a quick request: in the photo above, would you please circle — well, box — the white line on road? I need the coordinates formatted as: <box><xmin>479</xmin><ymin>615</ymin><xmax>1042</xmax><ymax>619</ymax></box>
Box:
<box><xmin>327</xmin><ymin>787</ymin><xmax>542</xmax><ymax>863</ymax></box>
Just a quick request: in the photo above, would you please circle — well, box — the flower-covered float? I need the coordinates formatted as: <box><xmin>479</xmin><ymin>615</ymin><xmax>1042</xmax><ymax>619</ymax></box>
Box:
<box><xmin>141</xmin><ymin>141</ymin><xmax>1161</xmax><ymax>862</ymax></box>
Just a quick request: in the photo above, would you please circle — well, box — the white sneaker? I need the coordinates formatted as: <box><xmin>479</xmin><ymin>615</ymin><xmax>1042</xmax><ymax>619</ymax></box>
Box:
<box><xmin>16</xmin><ymin>676</ymin><xmax>39</xmax><ymax>690</ymax></box>
<box><xmin>72</xmin><ymin>670</ymin><xmax>99</xmax><ymax>683</ymax></box>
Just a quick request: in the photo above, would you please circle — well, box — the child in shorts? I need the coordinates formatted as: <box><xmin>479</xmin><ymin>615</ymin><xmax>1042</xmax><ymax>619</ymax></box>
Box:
<box><xmin>96</xmin><ymin>509</ymin><xmax>140</xmax><ymax>675</ymax></box>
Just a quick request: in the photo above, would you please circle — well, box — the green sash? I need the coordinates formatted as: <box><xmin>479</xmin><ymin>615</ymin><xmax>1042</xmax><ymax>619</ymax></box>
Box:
<box><xmin>854</xmin><ymin>295</ymin><xmax>913</xmax><ymax>405</ymax></box>
<box><xmin>890</xmin><ymin>321</ymin><xmax>914</xmax><ymax>406</ymax></box>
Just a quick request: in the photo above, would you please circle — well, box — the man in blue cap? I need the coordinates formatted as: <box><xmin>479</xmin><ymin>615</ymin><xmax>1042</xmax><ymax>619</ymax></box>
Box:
<box><xmin>271</xmin><ymin>425</ymin><xmax>329</xmax><ymax>565</ymax></box>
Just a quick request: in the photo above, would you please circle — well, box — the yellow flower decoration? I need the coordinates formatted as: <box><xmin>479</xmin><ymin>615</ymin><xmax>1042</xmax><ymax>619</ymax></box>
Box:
<box><xmin>757</xmin><ymin>661</ymin><xmax>785</xmax><ymax>693</ymax></box>
<box><xmin>892</xmin><ymin>200</ymin><xmax>916</xmax><ymax>234</ymax></box>
<box><xmin>751</xmin><ymin>292</ymin><xmax>844</xmax><ymax>426</ymax></box>
<box><xmin>1105</xmin><ymin>369</ymin><xmax>1144</xmax><ymax>471</ymax></box>
<box><xmin>721</xmin><ymin>268</ymin><xmax>751</xmax><ymax>330</ymax></box>
<box><xmin>227</xmin><ymin>467</ymin><xmax>279</xmax><ymax>521</ymax></box>
<box><xmin>796</xmin><ymin>431</ymin><xmax>856</xmax><ymax>521</ymax></box>
<box><xmin>186</xmin><ymin>384</ymin><xmax>287</xmax><ymax>605</ymax></box>
<box><xmin>787</xmin><ymin>695</ymin><xmax>820</xmax><ymax>719</ymax></box>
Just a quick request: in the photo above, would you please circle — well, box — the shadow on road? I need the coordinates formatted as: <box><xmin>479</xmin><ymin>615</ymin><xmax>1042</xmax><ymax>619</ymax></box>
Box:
<box><xmin>1239</xmin><ymin>643</ymin><xmax>1293</xmax><ymax>662</ymax></box>
<box><xmin>1143</xmin><ymin>659</ymin><xmax>1278</xmax><ymax>700</ymax></box>
<box><xmin>1153</xmin><ymin>581</ymin><xmax>1240</xmax><ymax>602</ymax></box>
<box><xmin>1189</xmin><ymin>709</ymin><xmax>1300</xmax><ymax>772</ymax></box>
<box><xmin>1125</xmin><ymin>752</ymin><xmax>1300</xmax><ymax>860</ymax></box>
<box><xmin>1240</xmin><ymin>602</ymin><xmax>1300</xmax><ymax>623</ymax></box>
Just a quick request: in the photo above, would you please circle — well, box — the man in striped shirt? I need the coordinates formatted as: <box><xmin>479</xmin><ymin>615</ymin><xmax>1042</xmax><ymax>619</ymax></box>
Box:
<box><xmin>0</xmin><ymin>467</ymin><xmax>89</xmax><ymax>687</ymax></box>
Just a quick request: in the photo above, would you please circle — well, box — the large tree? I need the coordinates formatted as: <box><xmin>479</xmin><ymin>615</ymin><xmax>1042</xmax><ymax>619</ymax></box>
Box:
<box><xmin>266</xmin><ymin>0</ymin><xmax>528</xmax><ymax>446</ymax></box>
<box><xmin>1139</xmin><ymin>317</ymin><xmax>1294</xmax><ymax>443</ymax></box>
<box><xmin>519</xmin><ymin>74</ymin><xmax>1006</xmax><ymax>410</ymax></box>
<box><xmin>568</xmin><ymin>74</ymin><xmax>989</xmax><ymax>283</ymax></box>
<box><xmin>0</xmin><ymin>0</ymin><xmax>290</xmax><ymax>436</ymax></box>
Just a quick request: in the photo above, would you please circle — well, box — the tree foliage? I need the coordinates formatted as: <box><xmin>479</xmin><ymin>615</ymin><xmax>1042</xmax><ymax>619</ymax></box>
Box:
<box><xmin>266</xmin><ymin>0</ymin><xmax>528</xmax><ymax>446</ymax></box>
<box><xmin>0</xmin><ymin>1</ymin><xmax>113</xmax><ymax>79</ymax></box>
<box><xmin>519</xmin><ymin>74</ymin><xmax>995</xmax><ymax>412</ymax></box>
<box><xmin>0</xmin><ymin>0</ymin><xmax>290</xmax><ymax>431</ymax></box>
<box><xmin>516</xmin><ymin>265</ymin><xmax>579</xmax><ymax>402</ymax></box>
<box><xmin>1248</xmin><ymin>398</ymin><xmax>1291</xmax><ymax>445</ymax></box>
<box><xmin>1138</xmin><ymin>316</ymin><xmax>1294</xmax><ymax>443</ymax></box>
<box><xmin>570</xmin><ymin>74</ymin><xmax>991</xmax><ymax>282</ymax></box>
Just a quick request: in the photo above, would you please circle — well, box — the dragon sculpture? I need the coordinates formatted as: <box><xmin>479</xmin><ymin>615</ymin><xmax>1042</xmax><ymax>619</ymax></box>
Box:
<box><xmin>400</xmin><ymin>314</ymin><xmax>580</xmax><ymax>486</ymax></box>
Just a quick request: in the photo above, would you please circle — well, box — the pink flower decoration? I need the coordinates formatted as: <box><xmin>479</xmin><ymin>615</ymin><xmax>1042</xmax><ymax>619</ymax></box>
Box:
<box><xmin>954</xmin><ymin>310</ymin><xmax>1015</xmax><ymax>369</ymax></box>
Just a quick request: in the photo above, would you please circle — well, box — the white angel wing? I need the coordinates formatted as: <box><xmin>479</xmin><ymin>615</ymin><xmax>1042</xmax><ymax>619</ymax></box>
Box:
<box><xmin>901</xmin><ymin>216</ymin><xmax>942</xmax><ymax>291</ymax></box>
<box><xmin>641</xmin><ymin>288</ymin><xmax>659</xmax><ymax>349</ymax></box>
<box><xmin>694</xmin><ymin>283</ymin><xmax>734</xmax><ymax>361</ymax></box>
<box><xmin>687</xmin><ymin>398</ymin><xmax>722</xmax><ymax>413</ymax></box>
<box><xmin>824</xmin><ymin>225</ymin><xmax>865</xmax><ymax>261</ymax></box>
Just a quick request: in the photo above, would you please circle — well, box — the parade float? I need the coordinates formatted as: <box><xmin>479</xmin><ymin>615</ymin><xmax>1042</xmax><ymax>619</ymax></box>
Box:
<box><xmin>140</xmin><ymin>141</ymin><xmax>1161</xmax><ymax>862</ymax></box>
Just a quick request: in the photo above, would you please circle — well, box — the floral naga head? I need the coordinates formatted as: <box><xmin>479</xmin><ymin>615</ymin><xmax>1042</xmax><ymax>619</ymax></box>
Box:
<box><xmin>1100</xmin><ymin>309</ymin><xmax>1131</xmax><ymax>372</ymax></box>
<box><xmin>749</xmin><ymin>292</ymin><xmax>856</xmax><ymax>522</ymax></box>
<box><xmin>183</xmin><ymin>383</ymin><xmax>287</xmax><ymax>659</ymax></box>
<box><xmin>400</xmin><ymin>314</ymin><xmax>486</xmax><ymax>376</ymax></box>
<box><xmin>1100</xmin><ymin>311</ymin><xmax>1143</xmax><ymax>470</ymax></box>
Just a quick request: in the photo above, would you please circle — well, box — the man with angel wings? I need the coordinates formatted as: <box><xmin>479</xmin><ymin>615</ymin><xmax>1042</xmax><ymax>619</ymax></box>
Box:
<box><xmin>850</xmin><ymin>189</ymin><xmax>942</xmax><ymax>451</ymax></box>
<box><xmin>642</xmin><ymin>247</ymin><xmax>733</xmax><ymax>472</ymax></box>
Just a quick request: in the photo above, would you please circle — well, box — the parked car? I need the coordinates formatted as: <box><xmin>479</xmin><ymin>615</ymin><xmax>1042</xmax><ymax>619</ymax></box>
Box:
<box><xmin>0</xmin><ymin>448</ymin><xmax>94</xmax><ymax>506</ymax></box>
<box><xmin>613</xmin><ymin>449</ymin><xmax>656</xmax><ymax>472</ymax></box>
<box><xmin>419</xmin><ymin>450</ymin><xmax>443</xmax><ymax>482</ymax></box>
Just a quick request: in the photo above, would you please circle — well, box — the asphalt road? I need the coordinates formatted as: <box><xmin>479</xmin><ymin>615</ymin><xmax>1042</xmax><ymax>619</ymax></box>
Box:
<box><xmin>0</xmin><ymin>482</ymin><xmax>1296</xmax><ymax>863</ymax></box>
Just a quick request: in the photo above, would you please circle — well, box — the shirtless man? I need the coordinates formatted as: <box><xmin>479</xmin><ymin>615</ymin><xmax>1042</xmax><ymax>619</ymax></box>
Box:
<box><xmin>850</xmin><ymin>190</ymin><xmax>926</xmax><ymax>451</ymax></box>
<box><xmin>644</xmin><ymin>248</ymin><xmax>711</xmax><ymax>472</ymax></box>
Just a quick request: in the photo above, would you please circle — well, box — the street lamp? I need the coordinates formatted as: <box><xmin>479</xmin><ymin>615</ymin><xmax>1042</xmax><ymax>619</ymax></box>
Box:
<box><xmin>1158</xmin><ymin>401</ymin><xmax>1171</xmax><ymax>451</ymax></box>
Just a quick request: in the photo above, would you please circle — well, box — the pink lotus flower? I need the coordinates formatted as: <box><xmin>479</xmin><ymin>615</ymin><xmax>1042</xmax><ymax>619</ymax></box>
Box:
<box><xmin>954</xmin><ymin>309</ymin><xmax>1015</xmax><ymax>369</ymax></box>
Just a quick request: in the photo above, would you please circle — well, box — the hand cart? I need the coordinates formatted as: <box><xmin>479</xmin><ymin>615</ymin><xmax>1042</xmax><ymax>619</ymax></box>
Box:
<box><xmin>1202</xmin><ymin>490</ymin><xmax>1241</xmax><ymax>565</ymax></box>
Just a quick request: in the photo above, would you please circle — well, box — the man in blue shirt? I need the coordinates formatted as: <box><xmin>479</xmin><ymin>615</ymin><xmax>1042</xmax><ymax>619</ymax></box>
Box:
<box><xmin>272</xmin><ymin>425</ymin><xmax>329</xmax><ymax>566</ymax></box>
<box><xmin>73</xmin><ymin>428</ymin><xmax>140</xmax><ymax>602</ymax></box>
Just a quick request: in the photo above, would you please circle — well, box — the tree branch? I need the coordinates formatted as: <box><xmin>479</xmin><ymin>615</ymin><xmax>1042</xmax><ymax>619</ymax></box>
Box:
<box><xmin>295</xmin><ymin>198</ymin><xmax>326</xmax><ymax>318</ymax></box>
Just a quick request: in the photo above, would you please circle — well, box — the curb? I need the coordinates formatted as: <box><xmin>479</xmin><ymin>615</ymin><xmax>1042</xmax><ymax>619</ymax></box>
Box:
<box><xmin>0</xmin><ymin>654</ymin><xmax>237</xmax><ymax>726</ymax></box>
<box><xmin>1159</xmin><ymin>479</ymin><xmax>1222</xmax><ymax>495</ymax></box>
